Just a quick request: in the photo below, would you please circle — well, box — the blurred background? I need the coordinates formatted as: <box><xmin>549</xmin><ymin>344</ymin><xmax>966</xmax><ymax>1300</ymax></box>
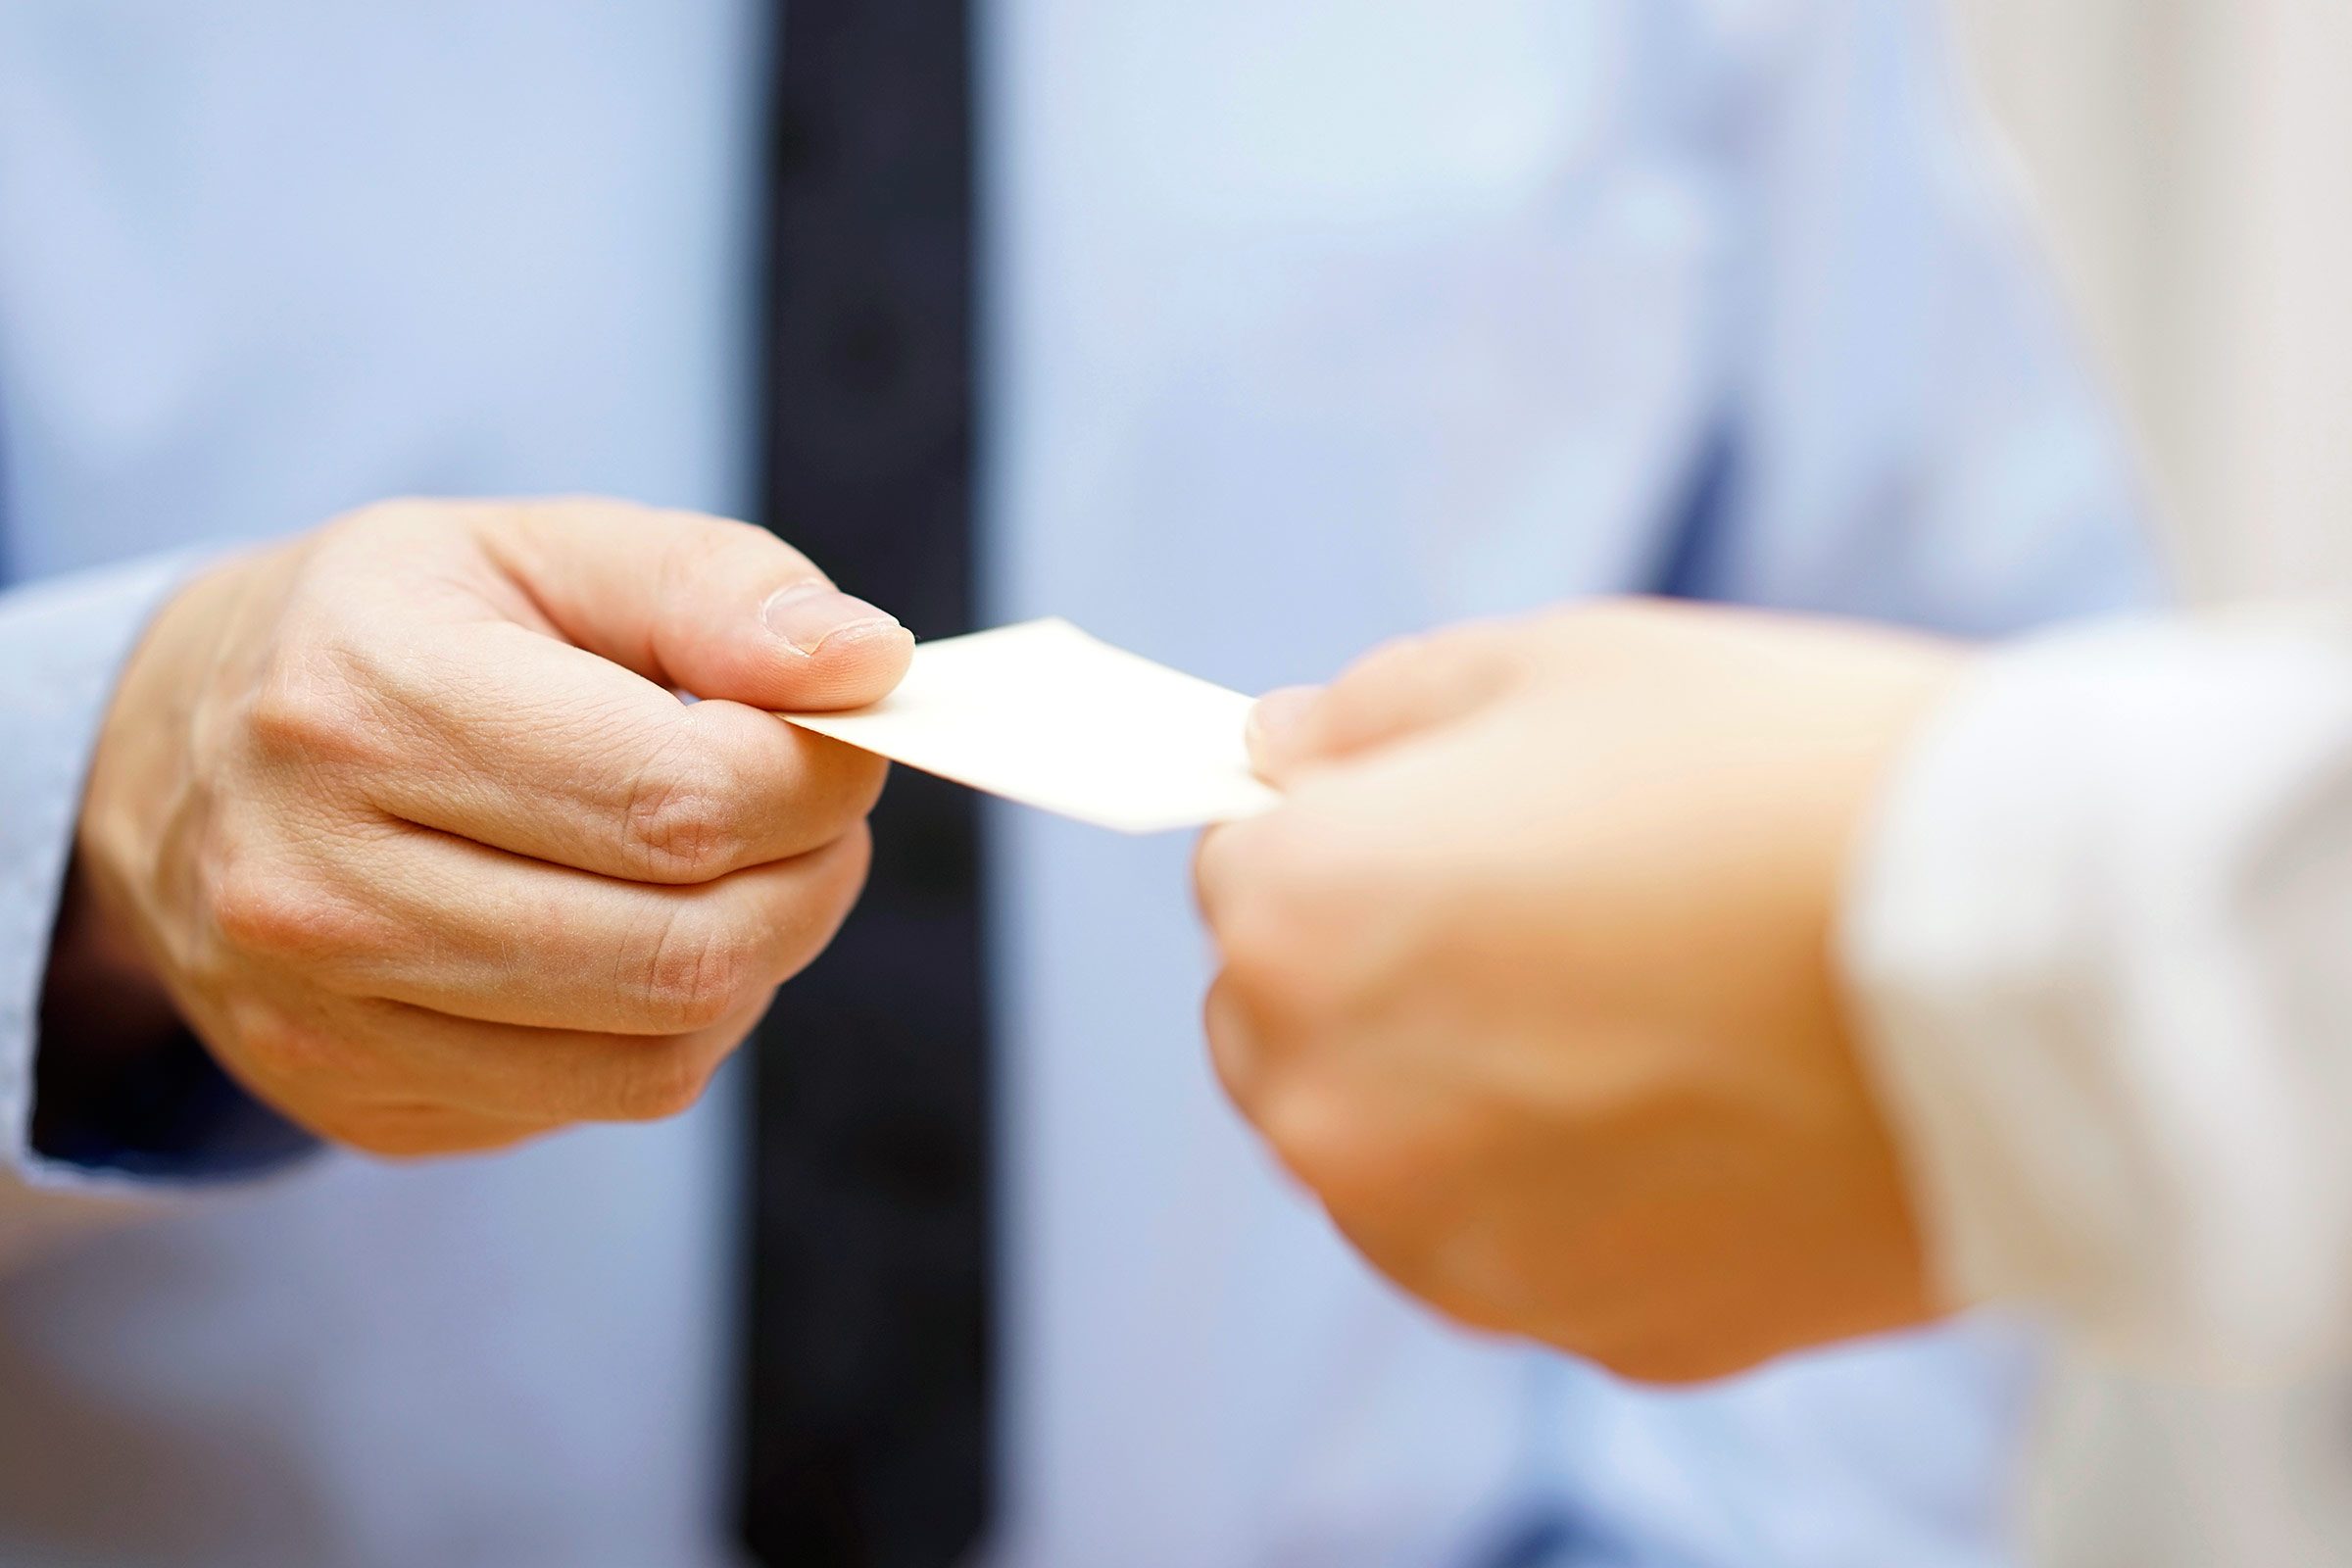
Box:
<box><xmin>1956</xmin><ymin>0</ymin><xmax>2352</xmax><ymax>601</ymax></box>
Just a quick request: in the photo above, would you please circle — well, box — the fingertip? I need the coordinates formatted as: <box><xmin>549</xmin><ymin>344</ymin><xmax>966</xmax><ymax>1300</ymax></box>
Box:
<box><xmin>1281</xmin><ymin>624</ymin><xmax>1529</xmax><ymax>773</ymax></box>
<box><xmin>1246</xmin><ymin>685</ymin><xmax>1325</xmax><ymax>784</ymax></box>
<box><xmin>760</xmin><ymin>582</ymin><xmax>897</xmax><ymax>656</ymax></box>
<box><xmin>757</xmin><ymin>587</ymin><xmax>914</xmax><ymax>710</ymax></box>
<box><xmin>805</xmin><ymin>617</ymin><xmax>915</xmax><ymax>709</ymax></box>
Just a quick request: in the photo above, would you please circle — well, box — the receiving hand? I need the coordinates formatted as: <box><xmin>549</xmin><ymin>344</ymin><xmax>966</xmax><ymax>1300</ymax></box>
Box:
<box><xmin>71</xmin><ymin>498</ymin><xmax>906</xmax><ymax>1156</ymax></box>
<box><xmin>1195</xmin><ymin>600</ymin><xmax>1964</xmax><ymax>1381</ymax></box>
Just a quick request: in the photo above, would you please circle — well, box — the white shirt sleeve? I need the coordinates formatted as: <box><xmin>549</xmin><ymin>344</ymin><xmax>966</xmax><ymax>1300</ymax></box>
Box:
<box><xmin>1842</xmin><ymin>607</ymin><xmax>2352</xmax><ymax>1377</ymax></box>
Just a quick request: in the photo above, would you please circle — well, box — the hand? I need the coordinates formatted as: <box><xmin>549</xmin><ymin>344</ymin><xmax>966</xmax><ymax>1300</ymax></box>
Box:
<box><xmin>1194</xmin><ymin>600</ymin><xmax>1965</xmax><ymax>1381</ymax></box>
<box><xmin>72</xmin><ymin>497</ymin><xmax>908</xmax><ymax>1157</ymax></box>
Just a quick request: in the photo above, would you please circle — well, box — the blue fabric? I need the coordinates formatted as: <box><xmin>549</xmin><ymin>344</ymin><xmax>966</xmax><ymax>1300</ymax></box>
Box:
<box><xmin>32</xmin><ymin>1028</ymin><xmax>314</xmax><ymax>1180</ymax></box>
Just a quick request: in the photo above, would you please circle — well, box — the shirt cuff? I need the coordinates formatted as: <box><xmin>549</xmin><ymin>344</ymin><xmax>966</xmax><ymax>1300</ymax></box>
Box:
<box><xmin>1839</xmin><ymin>609</ymin><xmax>2352</xmax><ymax>1374</ymax></box>
<box><xmin>0</xmin><ymin>553</ymin><xmax>315</xmax><ymax>1212</ymax></box>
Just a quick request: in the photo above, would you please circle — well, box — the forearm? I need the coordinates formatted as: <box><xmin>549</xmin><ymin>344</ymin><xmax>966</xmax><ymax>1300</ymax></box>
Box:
<box><xmin>1844</xmin><ymin>606</ymin><xmax>2352</xmax><ymax>1376</ymax></box>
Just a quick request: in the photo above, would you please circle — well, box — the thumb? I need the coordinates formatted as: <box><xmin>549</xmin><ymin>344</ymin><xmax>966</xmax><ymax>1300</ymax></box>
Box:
<box><xmin>477</xmin><ymin>497</ymin><xmax>914</xmax><ymax>710</ymax></box>
<box><xmin>1249</xmin><ymin>622</ymin><xmax>1528</xmax><ymax>786</ymax></box>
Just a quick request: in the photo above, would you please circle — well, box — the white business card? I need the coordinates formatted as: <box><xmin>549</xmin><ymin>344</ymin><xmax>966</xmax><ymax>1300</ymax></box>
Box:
<box><xmin>777</xmin><ymin>618</ymin><xmax>1282</xmax><ymax>833</ymax></box>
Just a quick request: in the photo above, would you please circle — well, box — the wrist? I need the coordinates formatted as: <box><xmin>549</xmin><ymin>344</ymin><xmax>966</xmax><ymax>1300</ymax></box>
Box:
<box><xmin>74</xmin><ymin>550</ymin><xmax>269</xmax><ymax>1004</ymax></box>
<box><xmin>32</xmin><ymin>550</ymin><xmax>315</xmax><ymax>1174</ymax></box>
<box><xmin>39</xmin><ymin>555</ymin><xmax>254</xmax><ymax>1150</ymax></box>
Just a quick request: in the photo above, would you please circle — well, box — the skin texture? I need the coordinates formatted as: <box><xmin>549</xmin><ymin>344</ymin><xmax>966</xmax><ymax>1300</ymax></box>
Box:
<box><xmin>1195</xmin><ymin>600</ymin><xmax>1967</xmax><ymax>1383</ymax></box>
<box><xmin>63</xmin><ymin>497</ymin><xmax>908</xmax><ymax>1158</ymax></box>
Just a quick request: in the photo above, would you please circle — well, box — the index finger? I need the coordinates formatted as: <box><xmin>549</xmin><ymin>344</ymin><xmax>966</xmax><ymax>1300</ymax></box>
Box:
<box><xmin>472</xmin><ymin>498</ymin><xmax>915</xmax><ymax>710</ymax></box>
<box><xmin>1247</xmin><ymin>623</ymin><xmax>1531</xmax><ymax>787</ymax></box>
<box><xmin>340</xmin><ymin>619</ymin><xmax>890</xmax><ymax>883</ymax></box>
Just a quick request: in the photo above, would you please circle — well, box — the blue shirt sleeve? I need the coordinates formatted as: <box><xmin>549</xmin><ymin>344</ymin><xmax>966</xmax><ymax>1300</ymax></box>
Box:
<box><xmin>0</xmin><ymin>553</ymin><xmax>314</xmax><ymax>1230</ymax></box>
<box><xmin>31</xmin><ymin>1024</ymin><xmax>316</xmax><ymax>1180</ymax></box>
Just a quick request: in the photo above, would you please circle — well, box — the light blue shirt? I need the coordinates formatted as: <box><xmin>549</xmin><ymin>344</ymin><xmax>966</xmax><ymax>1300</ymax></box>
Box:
<box><xmin>0</xmin><ymin>3</ymin><xmax>2157</xmax><ymax>1566</ymax></box>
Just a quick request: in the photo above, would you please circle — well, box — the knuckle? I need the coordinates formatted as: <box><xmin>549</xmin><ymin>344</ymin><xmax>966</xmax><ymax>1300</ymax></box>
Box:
<box><xmin>206</xmin><ymin>860</ymin><xmax>349</xmax><ymax>966</ymax></box>
<box><xmin>659</xmin><ymin>515</ymin><xmax>779</xmax><ymax>598</ymax></box>
<box><xmin>244</xmin><ymin>647</ymin><xmax>372</xmax><ymax>766</ymax></box>
<box><xmin>1201</xmin><ymin>976</ymin><xmax>1269</xmax><ymax>1110</ymax></box>
<box><xmin>231</xmin><ymin>1004</ymin><xmax>343</xmax><ymax>1082</ymax></box>
<box><xmin>1260</xmin><ymin>1082</ymin><xmax>1390</xmax><ymax>1210</ymax></box>
<box><xmin>687</xmin><ymin>514</ymin><xmax>772</xmax><ymax>560</ymax></box>
<box><xmin>622</xmin><ymin>747</ymin><xmax>752</xmax><ymax>882</ymax></box>
<box><xmin>1215</xmin><ymin>939</ymin><xmax>1321</xmax><ymax>1040</ymax></box>
<box><xmin>636</xmin><ymin>906</ymin><xmax>755</xmax><ymax>1031</ymax></box>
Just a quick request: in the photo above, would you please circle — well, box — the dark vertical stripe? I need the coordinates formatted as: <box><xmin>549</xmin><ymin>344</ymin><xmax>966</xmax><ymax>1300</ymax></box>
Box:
<box><xmin>740</xmin><ymin>3</ymin><xmax>992</xmax><ymax>1564</ymax></box>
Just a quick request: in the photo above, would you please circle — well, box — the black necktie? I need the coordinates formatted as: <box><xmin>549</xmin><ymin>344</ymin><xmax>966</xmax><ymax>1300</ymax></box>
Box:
<box><xmin>740</xmin><ymin>2</ymin><xmax>992</xmax><ymax>1564</ymax></box>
